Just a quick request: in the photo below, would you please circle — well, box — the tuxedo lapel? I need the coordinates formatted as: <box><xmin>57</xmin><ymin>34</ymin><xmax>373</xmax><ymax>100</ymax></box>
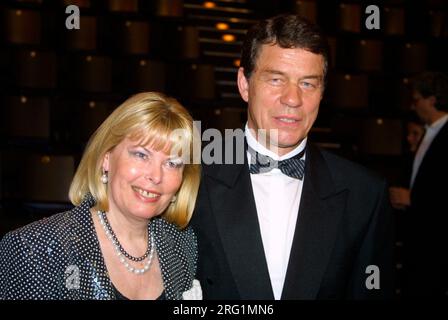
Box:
<box><xmin>415</xmin><ymin>121</ymin><xmax>448</xmax><ymax>179</ymax></box>
<box><xmin>204</xmin><ymin>142</ymin><xmax>274</xmax><ymax>299</ymax></box>
<box><xmin>281</xmin><ymin>145</ymin><xmax>348</xmax><ymax>299</ymax></box>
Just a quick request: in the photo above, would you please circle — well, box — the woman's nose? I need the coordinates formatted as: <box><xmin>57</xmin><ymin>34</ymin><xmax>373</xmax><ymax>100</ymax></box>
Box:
<box><xmin>145</xmin><ymin>164</ymin><xmax>162</xmax><ymax>185</ymax></box>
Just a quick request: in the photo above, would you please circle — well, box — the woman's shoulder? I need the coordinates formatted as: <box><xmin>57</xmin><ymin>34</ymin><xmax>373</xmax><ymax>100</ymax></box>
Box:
<box><xmin>0</xmin><ymin>208</ymin><xmax>78</xmax><ymax>250</ymax></box>
<box><xmin>0</xmin><ymin>208</ymin><xmax>84</xmax><ymax>299</ymax></box>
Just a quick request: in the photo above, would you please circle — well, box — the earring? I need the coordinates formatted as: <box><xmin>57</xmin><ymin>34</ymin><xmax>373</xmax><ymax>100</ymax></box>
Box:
<box><xmin>170</xmin><ymin>195</ymin><xmax>177</xmax><ymax>204</ymax></box>
<box><xmin>101</xmin><ymin>171</ymin><xmax>108</xmax><ymax>184</ymax></box>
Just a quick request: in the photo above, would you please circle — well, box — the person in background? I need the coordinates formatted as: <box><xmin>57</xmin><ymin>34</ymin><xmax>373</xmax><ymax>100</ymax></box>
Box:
<box><xmin>0</xmin><ymin>92</ymin><xmax>202</xmax><ymax>300</ymax></box>
<box><xmin>389</xmin><ymin>113</ymin><xmax>425</xmax><ymax>210</ymax></box>
<box><xmin>391</xmin><ymin>72</ymin><xmax>448</xmax><ymax>298</ymax></box>
<box><xmin>406</xmin><ymin>115</ymin><xmax>425</xmax><ymax>154</ymax></box>
<box><xmin>191</xmin><ymin>14</ymin><xmax>395</xmax><ymax>300</ymax></box>
<box><xmin>389</xmin><ymin>112</ymin><xmax>425</xmax><ymax>297</ymax></box>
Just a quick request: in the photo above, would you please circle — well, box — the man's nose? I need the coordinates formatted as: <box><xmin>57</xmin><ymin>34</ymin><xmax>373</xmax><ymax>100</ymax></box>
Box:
<box><xmin>280</xmin><ymin>83</ymin><xmax>303</xmax><ymax>108</ymax></box>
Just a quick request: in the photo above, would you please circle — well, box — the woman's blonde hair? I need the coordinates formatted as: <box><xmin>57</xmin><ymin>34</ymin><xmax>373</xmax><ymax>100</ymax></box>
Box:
<box><xmin>69</xmin><ymin>92</ymin><xmax>201</xmax><ymax>228</ymax></box>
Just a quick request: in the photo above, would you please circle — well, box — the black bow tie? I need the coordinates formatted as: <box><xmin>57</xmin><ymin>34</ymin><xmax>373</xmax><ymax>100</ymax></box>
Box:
<box><xmin>248</xmin><ymin>146</ymin><xmax>306</xmax><ymax>180</ymax></box>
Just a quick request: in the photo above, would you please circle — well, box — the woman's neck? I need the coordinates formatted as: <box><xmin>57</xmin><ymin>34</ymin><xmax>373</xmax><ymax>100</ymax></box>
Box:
<box><xmin>93</xmin><ymin>207</ymin><xmax>149</xmax><ymax>252</ymax></box>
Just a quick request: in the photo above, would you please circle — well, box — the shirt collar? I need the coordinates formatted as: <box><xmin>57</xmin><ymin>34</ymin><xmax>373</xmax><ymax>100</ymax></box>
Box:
<box><xmin>245</xmin><ymin>123</ymin><xmax>307</xmax><ymax>161</ymax></box>
<box><xmin>426</xmin><ymin>113</ymin><xmax>448</xmax><ymax>132</ymax></box>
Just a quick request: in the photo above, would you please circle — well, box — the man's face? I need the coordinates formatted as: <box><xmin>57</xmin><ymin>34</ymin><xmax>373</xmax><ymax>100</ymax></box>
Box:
<box><xmin>238</xmin><ymin>44</ymin><xmax>324</xmax><ymax>156</ymax></box>
<box><xmin>411</xmin><ymin>90</ymin><xmax>436</xmax><ymax>125</ymax></box>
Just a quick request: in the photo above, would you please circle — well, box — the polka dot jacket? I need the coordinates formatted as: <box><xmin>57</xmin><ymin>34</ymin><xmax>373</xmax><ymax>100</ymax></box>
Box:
<box><xmin>0</xmin><ymin>195</ymin><xmax>198</xmax><ymax>300</ymax></box>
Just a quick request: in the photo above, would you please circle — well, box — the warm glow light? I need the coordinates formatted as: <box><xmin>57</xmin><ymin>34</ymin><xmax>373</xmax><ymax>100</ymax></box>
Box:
<box><xmin>203</xmin><ymin>2</ymin><xmax>216</xmax><ymax>8</ymax></box>
<box><xmin>41</xmin><ymin>156</ymin><xmax>51</xmax><ymax>164</ymax></box>
<box><xmin>216</xmin><ymin>23</ymin><xmax>229</xmax><ymax>30</ymax></box>
<box><xmin>222</xmin><ymin>34</ymin><xmax>235</xmax><ymax>42</ymax></box>
<box><xmin>233</xmin><ymin>59</ymin><xmax>240</xmax><ymax>67</ymax></box>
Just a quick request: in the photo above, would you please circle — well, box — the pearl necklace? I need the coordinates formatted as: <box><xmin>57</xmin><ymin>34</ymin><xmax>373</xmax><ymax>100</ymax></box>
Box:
<box><xmin>98</xmin><ymin>210</ymin><xmax>151</xmax><ymax>262</ymax></box>
<box><xmin>97</xmin><ymin>211</ymin><xmax>155</xmax><ymax>275</ymax></box>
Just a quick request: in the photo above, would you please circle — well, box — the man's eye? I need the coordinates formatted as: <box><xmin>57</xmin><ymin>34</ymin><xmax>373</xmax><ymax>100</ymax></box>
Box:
<box><xmin>300</xmin><ymin>81</ymin><xmax>317</xmax><ymax>89</ymax></box>
<box><xmin>269</xmin><ymin>78</ymin><xmax>283</xmax><ymax>85</ymax></box>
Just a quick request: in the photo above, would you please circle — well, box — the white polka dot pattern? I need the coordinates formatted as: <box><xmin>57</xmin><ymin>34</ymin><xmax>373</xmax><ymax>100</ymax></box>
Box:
<box><xmin>0</xmin><ymin>194</ymin><xmax>198</xmax><ymax>300</ymax></box>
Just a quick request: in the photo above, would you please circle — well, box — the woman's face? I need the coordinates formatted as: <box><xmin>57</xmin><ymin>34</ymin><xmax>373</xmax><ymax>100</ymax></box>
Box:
<box><xmin>406</xmin><ymin>122</ymin><xmax>425</xmax><ymax>152</ymax></box>
<box><xmin>102</xmin><ymin>137</ymin><xmax>184</xmax><ymax>220</ymax></box>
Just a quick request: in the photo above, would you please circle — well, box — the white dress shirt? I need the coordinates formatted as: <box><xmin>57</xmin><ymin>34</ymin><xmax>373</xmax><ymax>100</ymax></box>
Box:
<box><xmin>410</xmin><ymin>114</ymin><xmax>448</xmax><ymax>189</ymax></box>
<box><xmin>245</xmin><ymin>124</ymin><xmax>307</xmax><ymax>300</ymax></box>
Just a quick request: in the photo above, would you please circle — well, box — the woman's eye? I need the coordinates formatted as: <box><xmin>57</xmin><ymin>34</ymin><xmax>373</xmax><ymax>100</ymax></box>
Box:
<box><xmin>166</xmin><ymin>159</ymin><xmax>184</xmax><ymax>169</ymax></box>
<box><xmin>131</xmin><ymin>151</ymin><xmax>148</xmax><ymax>160</ymax></box>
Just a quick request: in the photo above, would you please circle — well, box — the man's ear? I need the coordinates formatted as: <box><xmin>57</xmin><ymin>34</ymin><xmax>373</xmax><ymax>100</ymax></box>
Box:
<box><xmin>102</xmin><ymin>152</ymin><xmax>110</xmax><ymax>172</ymax></box>
<box><xmin>237</xmin><ymin>67</ymin><xmax>249</xmax><ymax>103</ymax></box>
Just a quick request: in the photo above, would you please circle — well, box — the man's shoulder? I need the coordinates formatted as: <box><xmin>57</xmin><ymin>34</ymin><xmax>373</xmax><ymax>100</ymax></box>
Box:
<box><xmin>316</xmin><ymin>146</ymin><xmax>385</xmax><ymax>187</ymax></box>
<box><xmin>431</xmin><ymin>120</ymin><xmax>448</xmax><ymax>150</ymax></box>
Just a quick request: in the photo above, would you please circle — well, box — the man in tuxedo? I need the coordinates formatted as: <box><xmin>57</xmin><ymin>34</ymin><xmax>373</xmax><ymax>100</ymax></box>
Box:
<box><xmin>391</xmin><ymin>72</ymin><xmax>448</xmax><ymax>298</ymax></box>
<box><xmin>191</xmin><ymin>14</ymin><xmax>394</xmax><ymax>299</ymax></box>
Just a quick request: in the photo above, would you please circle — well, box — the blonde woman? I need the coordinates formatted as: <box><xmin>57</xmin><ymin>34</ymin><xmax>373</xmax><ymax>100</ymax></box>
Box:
<box><xmin>0</xmin><ymin>92</ymin><xmax>201</xmax><ymax>300</ymax></box>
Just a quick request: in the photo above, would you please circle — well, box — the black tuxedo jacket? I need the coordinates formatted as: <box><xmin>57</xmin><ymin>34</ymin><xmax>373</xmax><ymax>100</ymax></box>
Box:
<box><xmin>410</xmin><ymin>121</ymin><xmax>448</xmax><ymax>230</ymax></box>
<box><xmin>404</xmin><ymin>121</ymin><xmax>448</xmax><ymax>296</ymax></box>
<box><xmin>191</xmin><ymin>141</ymin><xmax>395</xmax><ymax>299</ymax></box>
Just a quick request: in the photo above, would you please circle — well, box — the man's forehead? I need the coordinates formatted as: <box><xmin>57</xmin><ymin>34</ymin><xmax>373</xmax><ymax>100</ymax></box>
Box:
<box><xmin>412</xmin><ymin>91</ymin><xmax>423</xmax><ymax>98</ymax></box>
<box><xmin>256</xmin><ymin>44</ymin><xmax>323</xmax><ymax>65</ymax></box>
